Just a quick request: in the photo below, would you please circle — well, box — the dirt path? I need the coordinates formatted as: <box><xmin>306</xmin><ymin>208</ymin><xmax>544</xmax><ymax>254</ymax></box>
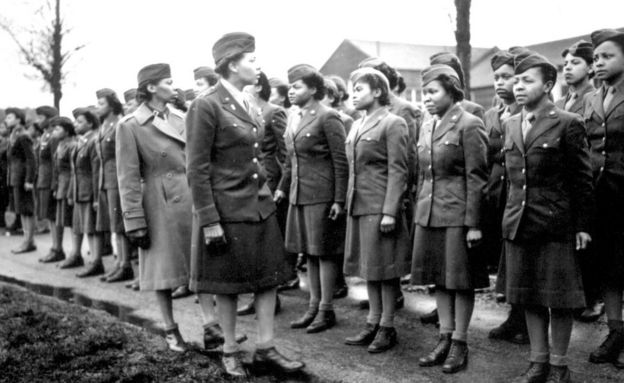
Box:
<box><xmin>1</xmin><ymin>232</ymin><xmax>624</xmax><ymax>382</ymax></box>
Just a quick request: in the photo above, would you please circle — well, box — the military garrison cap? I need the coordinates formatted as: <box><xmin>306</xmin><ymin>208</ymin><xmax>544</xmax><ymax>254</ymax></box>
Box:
<box><xmin>212</xmin><ymin>32</ymin><xmax>255</xmax><ymax>66</ymax></box>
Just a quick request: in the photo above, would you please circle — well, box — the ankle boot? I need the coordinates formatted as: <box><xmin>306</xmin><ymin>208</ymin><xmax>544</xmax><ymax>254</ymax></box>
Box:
<box><xmin>511</xmin><ymin>362</ymin><xmax>549</xmax><ymax>383</ymax></box>
<box><xmin>419</xmin><ymin>333</ymin><xmax>452</xmax><ymax>367</ymax></box>
<box><xmin>290</xmin><ymin>308</ymin><xmax>318</xmax><ymax>329</ymax></box>
<box><xmin>442</xmin><ymin>340</ymin><xmax>468</xmax><ymax>373</ymax></box>
<box><xmin>545</xmin><ymin>365</ymin><xmax>570</xmax><ymax>383</ymax></box>
<box><xmin>367</xmin><ymin>326</ymin><xmax>397</xmax><ymax>353</ymax></box>
<box><xmin>306</xmin><ymin>309</ymin><xmax>336</xmax><ymax>333</ymax></box>
<box><xmin>589</xmin><ymin>327</ymin><xmax>624</xmax><ymax>363</ymax></box>
<box><xmin>345</xmin><ymin>322</ymin><xmax>379</xmax><ymax>346</ymax></box>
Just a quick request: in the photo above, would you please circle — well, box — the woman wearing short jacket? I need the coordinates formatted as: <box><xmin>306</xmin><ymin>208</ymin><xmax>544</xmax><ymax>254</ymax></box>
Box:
<box><xmin>411</xmin><ymin>64</ymin><xmax>489</xmax><ymax>374</ymax></box>
<box><xmin>275</xmin><ymin>64</ymin><xmax>348</xmax><ymax>334</ymax></box>
<box><xmin>343</xmin><ymin>68</ymin><xmax>410</xmax><ymax>353</ymax></box>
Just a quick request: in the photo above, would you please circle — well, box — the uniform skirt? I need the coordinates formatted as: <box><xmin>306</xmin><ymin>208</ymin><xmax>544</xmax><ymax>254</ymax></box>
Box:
<box><xmin>285</xmin><ymin>202</ymin><xmax>345</xmax><ymax>256</ymax></box>
<box><xmin>54</xmin><ymin>199</ymin><xmax>72</xmax><ymax>227</ymax></box>
<box><xmin>344</xmin><ymin>213</ymin><xmax>411</xmax><ymax>281</ymax></box>
<box><xmin>72</xmin><ymin>202</ymin><xmax>96</xmax><ymax>235</ymax></box>
<box><xmin>504</xmin><ymin>239</ymin><xmax>585</xmax><ymax>309</ymax></box>
<box><xmin>411</xmin><ymin>225</ymin><xmax>489</xmax><ymax>290</ymax></box>
<box><xmin>36</xmin><ymin>188</ymin><xmax>55</xmax><ymax>220</ymax></box>
<box><xmin>12</xmin><ymin>186</ymin><xmax>34</xmax><ymax>216</ymax></box>
<box><xmin>190</xmin><ymin>214</ymin><xmax>294</xmax><ymax>295</ymax></box>
<box><xmin>96</xmin><ymin>188</ymin><xmax>124</xmax><ymax>233</ymax></box>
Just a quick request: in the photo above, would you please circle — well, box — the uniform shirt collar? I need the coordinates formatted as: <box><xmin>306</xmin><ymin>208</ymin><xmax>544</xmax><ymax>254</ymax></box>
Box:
<box><xmin>221</xmin><ymin>78</ymin><xmax>249</xmax><ymax>109</ymax></box>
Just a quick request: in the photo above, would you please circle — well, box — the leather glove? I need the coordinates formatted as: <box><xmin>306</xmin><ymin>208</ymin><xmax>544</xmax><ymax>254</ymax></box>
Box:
<box><xmin>126</xmin><ymin>228</ymin><xmax>151</xmax><ymax>250</ymax></box>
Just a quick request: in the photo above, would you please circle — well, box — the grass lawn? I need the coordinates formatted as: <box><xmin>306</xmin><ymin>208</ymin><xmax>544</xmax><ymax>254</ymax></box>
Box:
<box><xmin>0</xmin><ymin>283</ymin><xmax>328</xmax><ymax>383</ymax></box>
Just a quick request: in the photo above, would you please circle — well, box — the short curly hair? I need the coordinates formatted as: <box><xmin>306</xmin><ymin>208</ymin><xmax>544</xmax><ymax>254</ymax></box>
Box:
<box><xmin>300</xmin><ymin>72</ymin><xmax>326</xmax><ymax>100</ymax></box>
<box><xmin>353</xmin><ymin>73</ymin><xmax>391</xmax><ymax>106</ymax></box>
<box><xmin>435</xmin><ymin>74</ymin><xmax>465</xmax><ymax>103</ymax></box>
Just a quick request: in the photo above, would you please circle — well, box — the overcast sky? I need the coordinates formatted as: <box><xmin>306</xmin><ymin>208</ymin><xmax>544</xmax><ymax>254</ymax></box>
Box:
<box><xmin>1</xmin><ymin>0</ymin><xmax>623</xmax><ymax>113</ymax></box>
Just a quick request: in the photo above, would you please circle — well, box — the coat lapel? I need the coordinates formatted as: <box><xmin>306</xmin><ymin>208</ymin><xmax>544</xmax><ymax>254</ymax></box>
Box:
<box><xmin>590</xmin><ymin>88</ymin><xmax>605</xmax><ymax>122</ymax></box>
<box><xmin>507</xmin><ymin>114</ymin><xmax>525</xmax><ymax>154</ymax></box>
<box><xmin>293</xmin><ymin>101</ymin><xmax>320</xmax><ymax>139</ymax></box>
<box><xmin>432</xmin><ymin>103</ymin><xmax>462</xmax><ymax>142</ymax></box>
<box><xmin>606</xmin><ymin>82</ymin><xmax>624</xmax><ymax>118</ymax></box>
<box><xmin>524</xmin><ymin>104</ymin><xmax>559</xmax><ymax>149</ymax></box>
<box><xmin>569</xmin><ymin>83</ymin><xmax>596</xmax><ymax>115</ymax></box>
<box><xmin>216</xmin><ymin>83</ymin><xmax>257</xmax><ymax>127</ymax></box>
<box><xmin>355</xmin><ymin>108</ymin><xmax>387</xmax><ymax>143</ymax></box>
<box><xmin>133</xmin><ymin>104</ymin><xmax>186</xmax><ymax>144</ymax></box>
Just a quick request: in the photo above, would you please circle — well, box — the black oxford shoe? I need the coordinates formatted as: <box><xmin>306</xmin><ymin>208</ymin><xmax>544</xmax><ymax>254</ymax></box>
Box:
<box><xmin>106</xmin><ymin>265</ymin><xmax>134</xmax><ymax>283</ymax></box>
<box><xmin>442</xmin><ymin>340</ymin><xmax>468</xmax><ymax>373</ymax></box>
<box><xmin>545</xmin><ymin>365</ymin><xmax>570</xmax><ymax>383</ymax></box>
<box><xmin>39</xmin><ymin>249</ymin><xmax>65</xmax><ymax>263</ymax></box>
<box><xmin>419</xmin><ymin>333</ymin><xmax>452</xmax><ymax>367</ymax></box>
<box><xmin>511</xmin><ymin>362</ymin><xmax>549</xmax><ymax>383</ymax></box>
<box><xmin>345</xmin><ymin>322</ymin><xmax>379</xmax><ymax>346</ymax></box>
<box><xmin>76</xmin><ymin>261</ymin><xmax>105</xmax><ymax>278</ymax></box>
<box><xmin>306</xmin><ymin>310</ymin><xmax>336</xmax><ymax>333</ymax></box>
<box><xmin>290</xmin><ymin>308</ymin><xmax>318</xmax><ymax>329</ymax></box>
<box><xmin>367</xmin><ymin>326</ymin><xmax>397</xmax><ymax>353</ymax></box>
<box><xmin>253</xmin><ymin>347</ymin><xmax>304</xmax><ymax>373</ymax></box>
<box><xmin>58</xmin><ymin>254</ymin><xmax>84</xmax><ymax>269</ymax></box>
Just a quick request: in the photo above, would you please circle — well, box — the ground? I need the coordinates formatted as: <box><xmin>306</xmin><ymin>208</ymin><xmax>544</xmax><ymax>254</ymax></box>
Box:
<box><xmin>1</xmin><ymin>230</ymin><xmax>624</xmax><ymax>383</ymax></box>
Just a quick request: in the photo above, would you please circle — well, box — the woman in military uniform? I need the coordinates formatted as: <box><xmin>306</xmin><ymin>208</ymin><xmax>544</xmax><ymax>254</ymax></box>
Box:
<box><xmin>47</xmin><ymin>117</ymin><xmax>76</xmax><ymax>263</ymax></box>
<box><xmin>554</xmin><ymin>40</ymin><xmax>602</xmax><ymax>325</ymax></box>
<box><xmin>64</xmin><ymin>108</ymin><xmax>101</xmax><ymax>270</ymax></box>
<box><xmin>5</xmin><ymin>108</ymin><xmax>36</xmax><ymax>253</ymax></box>
<box><xmin>483</xmin><ymin>51</ymin><xmax>528</xmax><ymax>345</ymax></box>
<box><xmin>92</xmin><ymin>89</ymin><xmax>133</xmax><ymax>281</ymax></box>
<box><xmin>34</xmin><ymin>106</ymin><xmax>61</xmax><ymax>261</ymax></box>
<box><xmin>411</xmin><ymin>64</ymin><xmax>488</xmax><ymax>374</ymax></box>
<box><xmin>186</xmin><ymin>33</ymin><xmax>303</xmax><ymax>377</ymax></box>
<box><xmin>343</xmin><ymin>68</ymin><xmax>410</xmax><ymax>353</ymax></box>
<box><xmin>584</xmin><ymin>29</ymin><xmax>624</xmax><ymax>369</ymax></box>
<box><xmin>503</xmin><ymin>53</ymin><xmax>593</xmax><ymax>383</ymax></box>
<box><xmin>117</xmin><ymin>63</ymin><xmax>192</xmax><ymax>352</ymax></box>
<box><xmin>276</xmin><ymin>64</ymin><xmax>348</xmax><ymax>335</ymax></box>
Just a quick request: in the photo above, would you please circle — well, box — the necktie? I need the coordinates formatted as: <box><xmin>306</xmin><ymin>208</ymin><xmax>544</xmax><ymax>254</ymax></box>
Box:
<box><xmin>242</xmin><ymin>98</ymin><xmax>252</xmax><ymax>117</ymax></box>
<box><xmin>522</xmin><ymin>113</ymin><xmax>534</xmax><ymax>141</ymax></box>
<box><xmin>564</xmin><ymin>93</ymin><xmax>577</xmax><ymax>111</ymax></box>
<box><xmin>603</xmin><ymin>86</ymin><xmax>615</xmax><ymax>112</ymax></box>
<box><xmin>500</xmin><ymin>106</ymin><xmax>511</xmax><ymax>120</ymax></box>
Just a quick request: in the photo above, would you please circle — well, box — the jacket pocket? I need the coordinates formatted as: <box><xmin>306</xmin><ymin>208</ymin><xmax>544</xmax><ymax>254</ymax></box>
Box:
<box><xmin>441</xmin><ymin>131</ymin><xmax>461</xmax><ymax>146</ymax></box>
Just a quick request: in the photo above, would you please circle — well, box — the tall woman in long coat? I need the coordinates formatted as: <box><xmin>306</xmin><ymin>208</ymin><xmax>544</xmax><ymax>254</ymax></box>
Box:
<box><xmin>411</xmin><ymin>65</ymin><xmax>488</xmax><ymax>374</ymax></box>
<box><xmin>343</xmin><ymin>68</ymin><xmax>410</xmax><ymax>353</ymax></box>
<box><xmin>116</xmin><ymin>63</ymin><xmax>192</xmax><ymax>352</ymax></box>
<box><xmin>275</xmin><ymin>64</ymin><xmax>348</xmax><ymax>334</ymax></box>
<box><xmin>93</xmin><ymin>89</ymin><xmax>133</xmax><ymax>281</ymax></box>
<box><xmin>186</xmin><ymin>33</ymin><xmax>303</xmax><ymax>377</ymax></box>
<box><xmin>503</xmin><ymin>53</ymin><xmax>593</xmax><ymax>383</ymax></box>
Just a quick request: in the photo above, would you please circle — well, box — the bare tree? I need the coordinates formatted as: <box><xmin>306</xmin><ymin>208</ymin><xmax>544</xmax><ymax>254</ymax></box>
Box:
<box><xmin>0</xmin><ymin>0</ymin><xmax>85</xmax><ymax>109</ymax></box>
<box><xmin>454</xmin><ymin>0</ymin><xmax>471</xmax><ymax>99</ymax></box>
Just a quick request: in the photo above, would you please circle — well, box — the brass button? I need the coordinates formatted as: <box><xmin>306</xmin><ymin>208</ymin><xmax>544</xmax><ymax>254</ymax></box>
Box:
<box><xmin>253</xmin><ymin>158</ymin><xmax>258</xmax><ymax>164</ymax></box>
<box><xmin>521</xmin><ymin>201</ymin><xmax>525</xmax><ymax>206</ymax></box>
<box><xmin>167</xmin><ymin>173</ymin><xmax>172</xmax><ymax>178</ymax></box>
<box><xmin>252</xmin><ymin>173</ymin><xmax>258</xmax><ymax>179</ymax></box>
<box><xmin>173</xmin><ymin>196</ymin><xmax>181</xmax><ymax>202</ymax></box>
